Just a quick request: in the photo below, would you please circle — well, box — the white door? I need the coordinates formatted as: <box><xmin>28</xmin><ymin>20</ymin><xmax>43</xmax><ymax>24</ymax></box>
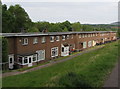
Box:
<box><xmin>8</xmin><ymin>54</ymin><xmax>14</xmax><ymax>69</ymax></box>
<box><xmin>28</xmin><ymin>56</ymin><xmax>33</xmax><ymax>67</ymax></box>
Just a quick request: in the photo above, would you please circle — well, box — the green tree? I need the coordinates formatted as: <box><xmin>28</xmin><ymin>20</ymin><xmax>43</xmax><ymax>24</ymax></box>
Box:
<box><xmin>2</xmin><ymin>4</ymin><xmax>15</xmax><ymax>33</ymax></box>
<box><xmin>8</xmin><ymin>4</ymin><xmax>32</xmax><ymax>32</ymax></box>
<box><xmin>72</xmin><ymin>22</ymin><xmax>82</xmax><ymax>31</ymax></box>
<box><xmin>63</xmin><ymin>27</ymin><xmax>68</xmax><ymax>32</ymax></box>
<box><xmin>60</xmin><ymin>21</ymin><xmax>72</xmax><ymax>31</ymax></box>
<box><xmin>35</xmin><ymin>21</ymin><xmax>50</xmax><ymax>32</ymax></box>
<box><xmin>2</xmin><ymin>37</ymin><xmax>8</xmax><ymax>62</ymax></box>
<box><xmin>49</xmin><ymin>24</ymin><xmax>62</xmax><ymax>32</ymax></box>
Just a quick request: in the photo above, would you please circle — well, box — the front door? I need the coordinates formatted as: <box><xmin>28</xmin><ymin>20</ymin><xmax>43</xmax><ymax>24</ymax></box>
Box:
<box><xmin>28</xmin><ymin>56</ymin><xmax>33</xmax><ymax>67</ymax></box>
<box><xmin>8</xmin><ymin>54</ymin><xmax>14</xmax><ymax>69</ymax></box>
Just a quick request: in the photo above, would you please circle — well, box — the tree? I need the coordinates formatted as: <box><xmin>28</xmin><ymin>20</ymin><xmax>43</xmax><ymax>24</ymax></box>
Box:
<box><xmin>60</xmin><ymin>20</ymin><xmax>72</xmax><ymax>31</ymax></box>
<box><xmin>8</xmin><ymin>4</ymin><xmax>32</xmax><ymax>32</ymax></box>
<box><xmin>49</xmin><ymin>24</ymin><xmax>62</xmax><ymax>32</ymax></box>
<box><xmin>2</xmin><ymin>4</ymin><xmax>15</xmax><ymax>33</ymax></box>
<box><xmin>2</xmin><ymin>37</ymin><xmax>8</xmax><ymax>62</ymax></box>
<box><xmin>72</xmin><ymin>22</ymin><xmax>82</xmax><ymax>31</ymax></box>
<box><xmin>63</xmin><ymin>27</ymin><xmax>68</xmax><ymax>32</ymax></box>
<box><xmin>35</xmin><ymin>21</ymin><xmax>50</xmax><ymax>32</ymax></box>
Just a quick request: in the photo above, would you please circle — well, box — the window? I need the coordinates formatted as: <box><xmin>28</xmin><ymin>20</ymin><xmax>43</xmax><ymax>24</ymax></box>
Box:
<box><xmin>67</xmin><ymin>35</ymin><xmax>69</xmax><ymax>39</ymax></box>
<box><xmin>33</xmin><ymin>54</ymin><xmax>37</xmax><ymax>62</ymax></box>
<box><xmin>22</xmin><ymin>38</ymin><xmax>28</xmax><ymax>45</ymax></box>
<box><xmin>50</xmin><ymin>36</ymin><xmax>54</xmax><ymax>42</ymax></box>
<box><xmin>85</xmin><ymin>34</ymin><xmax>87</xmax><ymax>37</ymax></box>
<box><xmin>37</xmin><ymin>50</ymin><xmax>45</xmax><ymax>61</ymax></box>
<box><xmin>18</xmin><ymin>57</ymin><xmax>23</xmax><ymax>64</ymax></box>
<box><xmin>41</xmin><ymin>37</ymin><xmax>46</xmax><ymax>43</ymax></box>
<box><xmin>88</xmin><ymin>41</ymin><xmax>92</xmax><ymax>47</ymax></box>
<box><xmin>83</xmin><ymin>42</ymin><xmax>87</xmax><ymax>48</ymax></box>
<box><xmin>24</xmin><ymin>57</ymin><xmax>28</xmax><ymax>64</ymax></box>
<box><xmin>71</xmin><ymin>35</ymin><xmax>73</xmax><ymax>39</ymax></box>
<box><xmin>62</xmin><ymin>47</ymin><xmax>64</xmax><ymax>52</ymax></box>
<box><xmin>33</xmin><ymin>37</ymin><xmax>38</xmax><ymax>44</ymax></box>
<box><xmin>10</xmin><ymin>58</ymin><xmax>12</xmax><ymax>63</ymax></box>
<box><xmin>56</xmin><ymin>36</ymin><xmax>60</xmax><ymax>41</ymax></box>
<box><xmin>91</xmin><ymin>34</ymin><xmax>92</xmax><ymax>37</ymax></box>
<box><xmin>79</xmin><ymin>34</ymin><xmax>81</xmax><ymax>38</ymax></box>
<box><xmin>96</xmin><ymin>34</ymin><xmax>97</xmax><ymax>36</ymax></box>
<box><xmin>82</xmin><ymin>34</ymin><xmax>84</xmax><ymax>38</ymax></box>
<box><xmin>88</xmin><ymin>34</ymin><xmax>90</xmax><ymax>37</ymax></box>
<box><xmin>93</xmin><ymin>34</ymin><xmax>95</xmax><ymax>37</ymax></box>
<box><xmin>51</xmin><ymin>47</ymin><xmax>58</xmax><ymax>57</ymax></box>
<box><xmin>62</xmin><ymin>35</ymin><xmax>65</xmax><ymax>40</ymax></box>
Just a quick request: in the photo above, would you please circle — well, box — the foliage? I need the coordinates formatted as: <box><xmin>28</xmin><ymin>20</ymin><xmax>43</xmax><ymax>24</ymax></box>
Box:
<box><xmin>2</xmin><ymin>41</ymin><xmax>118</xmax><ymax>87</ymax></box>
<box><xmin>72</xmin><ymin>22</ymin><xmax>82</xmax><ymax>31</ymax></box>
<box><xmin>2</xmin><ymin>4</ymin><xmax>32</xmax><ymax>33</ymax></box>
<box><xmin>2</xmin><ymin>37</ymin><xmax>8</xmax><ymax>62</ymax></box>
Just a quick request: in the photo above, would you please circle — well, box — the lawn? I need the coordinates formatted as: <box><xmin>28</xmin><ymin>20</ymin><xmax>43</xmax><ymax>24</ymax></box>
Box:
<box><xmin>2</xmin><ymin>41</ymin><xmax>119</xmax><ymax>87</ymax></box>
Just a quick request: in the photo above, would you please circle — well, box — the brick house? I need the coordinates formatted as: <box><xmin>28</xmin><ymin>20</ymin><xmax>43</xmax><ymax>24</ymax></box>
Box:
<box><xmin>1</xmin><ymin>31</ymin><xmax>117</xmax><ymax>69</ymax></box>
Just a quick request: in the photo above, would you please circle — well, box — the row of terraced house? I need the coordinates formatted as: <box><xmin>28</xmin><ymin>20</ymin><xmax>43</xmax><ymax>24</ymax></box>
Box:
<box><xmin>1</xmin><ymin>31</ymin><xmax>117</xmax><ymax>69</ymax></box>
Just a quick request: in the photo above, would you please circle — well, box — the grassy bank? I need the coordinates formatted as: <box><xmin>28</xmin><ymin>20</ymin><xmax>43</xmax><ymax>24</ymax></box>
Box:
<box><xmin>2</xmin><ymin>41</ymin><xmax>118</xmax><ymax>87</ymax></box>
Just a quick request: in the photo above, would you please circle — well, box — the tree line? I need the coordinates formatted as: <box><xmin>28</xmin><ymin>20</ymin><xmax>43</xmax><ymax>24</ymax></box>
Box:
<box><xmin>2</xmin><ymin>4</ymin><xmax>117</xmax><ymax>33</ymax></box>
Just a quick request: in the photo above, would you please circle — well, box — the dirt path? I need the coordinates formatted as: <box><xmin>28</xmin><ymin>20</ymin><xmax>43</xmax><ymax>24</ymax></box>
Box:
<box><xmin>2</xmin><ymin>46</ymin><xmax>104</xmax><ymax>78</ymax></box>
<box><xmin>103</xmin><ymin>59</ymin><xmax>119</xmax><ymax>88</ymax></box>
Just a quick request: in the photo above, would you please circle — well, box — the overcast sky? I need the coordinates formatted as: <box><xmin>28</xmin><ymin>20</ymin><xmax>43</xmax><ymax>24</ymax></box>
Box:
<box><xmin>2</xmin><ymin>0</ymin><xmax>119</xmax><ymax>24</ymax></box>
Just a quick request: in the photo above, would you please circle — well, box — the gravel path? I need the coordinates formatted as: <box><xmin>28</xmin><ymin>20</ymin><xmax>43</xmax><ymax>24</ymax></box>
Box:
<box><xmin>2</xmin><ymin>46</ymin><xmax>104</xmax><ymax>78</ymax></box>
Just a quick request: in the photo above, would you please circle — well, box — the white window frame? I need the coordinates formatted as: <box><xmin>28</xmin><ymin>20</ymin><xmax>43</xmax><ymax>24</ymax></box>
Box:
<box><xmin>23</xmin><ymin>56</ymin><xmax>28</xmax><ymax>65</ymax></box>
<box><xmin>79</xmin><ymin>34</ymin><xmax>81</xmax><ymax>38</ymax></box>
<box><xmin>51</xmin><ymin>47</ymin><xmax>58</xmax><ymax>57</ymax></box>
<box><xmin>83</xmin><ymin>42</ymin><xmax>87</xmax><ymax>48</ymax></box>
<box><xmin>41</xmin><ymin>37</ymin><xmax>46</xmax><ymax>43</ymax></box>
<box><xmin>33</xmin><ymin>54</ymin><xmax>37</xmax><ymax>62</ymax></box>
<box><xmin>62</xmin><ymin>35</ymin><xmax>65</xmax><ymax>40</ymax></box>
<box><xmin>36</xmin><ymin>50</ymin><xmax>45</xmax><ymax>61</ymax></box>
<box><xmin>88</xmin><ymin>41</ymin><xmax>92</xmax><ymax>47</ymax></box>
<box><xmin>67</xmin><ymin>35</ymin><xmax>69</xmax><ymax>39</ymax></box>
<box><xmin>50</xmin><ymin>36</ymin><xmax>54</xmax><ymax>42</ymax></box>
<box><xmin>71</xmin><ymin>35</ymin><xmax>73</xmax><ymax>39</ymax></box>
<box><xmin>33</xmin><ymin>37</ymin><xmax>38</xmax><ymax>44</ymax></box>
<box><xmin>22</xmin><ymin>38</ymin><xmax>28</xmax><ymax>45</ymax></box>
<box><xmin>56</xmin><ymin>36</ymin><xmax>60</xmax><ymax>41</ymax></box>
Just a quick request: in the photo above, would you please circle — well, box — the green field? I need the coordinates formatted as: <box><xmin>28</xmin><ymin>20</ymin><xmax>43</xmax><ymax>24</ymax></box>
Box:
<box><xmin>2</xmin><ymin>41</ymin><xmax>118</xmax><ymax>87</ymax></box>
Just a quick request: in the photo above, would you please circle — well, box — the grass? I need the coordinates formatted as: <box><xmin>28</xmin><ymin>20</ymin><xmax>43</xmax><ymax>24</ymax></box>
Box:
<box><xmin>2</xmin><ymin>41</ymin><xmax>118</xmax><ymax>87</ymax></box>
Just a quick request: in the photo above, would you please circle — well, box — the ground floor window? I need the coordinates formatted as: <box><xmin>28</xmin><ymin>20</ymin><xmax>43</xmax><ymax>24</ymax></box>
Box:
<box><xmin>37</xmin><ymin>50</ymin><xmax>45</xmax><ymax>61</ymax></box>
<box><xmin>83</xmin><ymin>42</ymin><xmax>87</xmax><ymax>48</ymax></box>
<box><xmin>33</xmin><ymin>54</ymin><xmax>37</xmax><ymax>62</ymax></box>
<box><xmin>24</xmin><ymin>57</ymin><xmax>28</xmax><ymax>64</ymax></box>
<box><xmin>88</xmin><ymin>41</ymin><xmax>92</xmax><ymax>47</ymax></box>
<box><xmin>51</xmin><ymin>47</ymin><xmax>58</xmax><ymax>57</ymax></box>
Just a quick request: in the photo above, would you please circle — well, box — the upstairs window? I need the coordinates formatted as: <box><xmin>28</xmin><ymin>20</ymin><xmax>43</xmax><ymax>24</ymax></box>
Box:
<box><xmin>41</xmin><ymin>37</ymin><xmax>46</xmax><ymax>43</ymax></box>
<box><xmin>33</xmin><ymin>37</ymin><xmax>38</xmax><ymax>44</ymax></box>
<box><xmin>71</xmin><ymin>35</ymin><xmax>73</xmax><ymax>39</ymax></box>
<box><xmin>50</xmin><ymin>36</ymin><xmax>54</xmax><ymax>42</ymax></box>
<box><xmin>79</xmin><ymin>34</ymin><xmax>81</xmax><ymax>38</ymax></box>
<box><xmin>85</xmin><ymin>34</ymin><xmax>87</xmax><ymax>37</ymax></box>
<box><xmin>22</xmin><ymin>38</ymin><xmax>28</xmax><ymax>45</ymax></box>
<box><xmin>56</xmin><ymin>36</ymin><xmax>60</xmax><ymax>41</ymax></box>
<box><xmin>82</xmin><ymin>34</ymin><xmax>84</xmax><ymax>38</ymax></box>
<box><xmin>62</xmin><ymin>35</ymin><xmax>65</xmax><ymax>40</ymax></box>
<box><xmin>67</xmin><ymin>35</ymin><xmax>69</xmax><ymax>39</ymax></box>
